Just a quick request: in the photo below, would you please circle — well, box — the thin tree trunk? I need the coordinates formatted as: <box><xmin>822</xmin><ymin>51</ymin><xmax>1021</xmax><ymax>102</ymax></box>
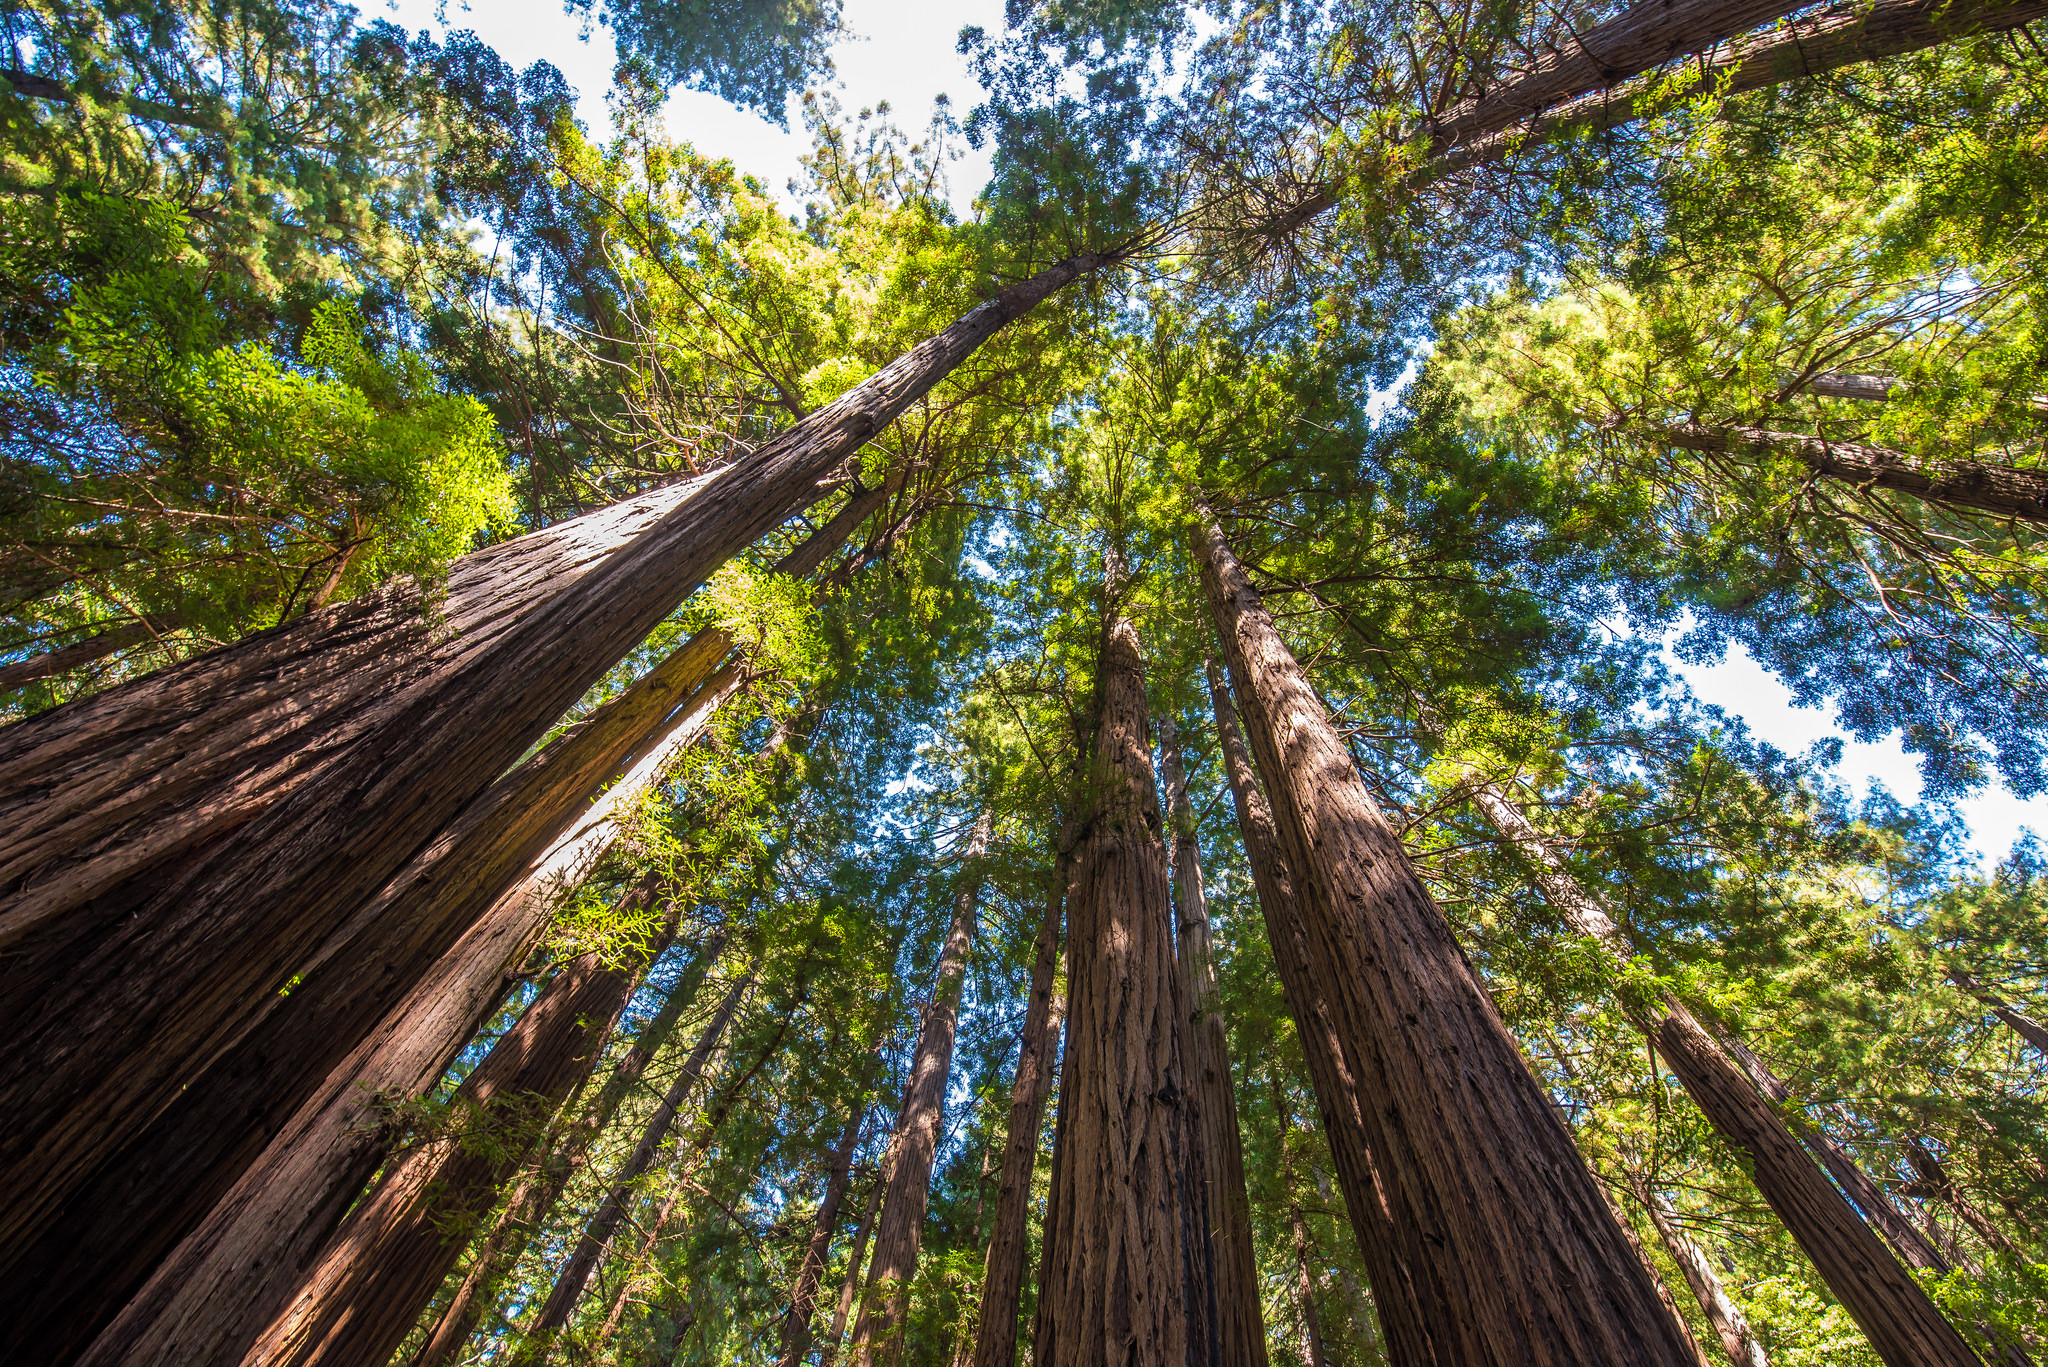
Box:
<box><xmin>1035</xmin><ymin>571</ymin><xmax>1215</xmax><ymax>1367</ymax></box>
<box><xmin>12</xmin><ymin>487</ymin><xmax>886</xmax><ymax>1365</ymax></box>
<box><xmin>1906</xmin><ymin>1140</ymin><xmax>2022</xmax><ymax>1264</ymax></box>
<box><xmin>1193</xmin><ymin>507</ymin><xmax>1700</xmax><ymax>1365</ymax></box>
<box><xmin>1947</xmin><ymin>968</ymin><xmax>2048</xmax><ymax>1057</ymax></box>
<box><xmin>972</xmin><ymin>850</ymin><xmax>1069</xmax><ymax>1367</ymax></box>
<box><xmin>779</xmin><ymin>1090</ymin><xmax>876</xmax><ymax>1367</ymax></box>
<box><xmin>1654</xmin><ymin>422</ymin><xmax>2048</xmax><ymax>527</ymax></box>
<box><xmin>824</xmin><ymin>1171</ymin><xmax>888</xmax><ymax>1367</ymax></box>
<box><xmin>1628</xmin><ymin>1173</ymin><xmax>1772</xmax><ymax>1367</ymax></box>
<box><xmin>1203</xmin><ymin>659</ymin><xmax>1428</xmax><ymax>1366</ymax></box>
<box><xmin>228</xmin><ymin>891</ymin><xmax>689</xmax><ymax>1367</ymax></box>
<box><xmin>406</xmin><ymin>933</ymin><xmax>730</xmax><ymax>1367</ymax></box>
<box><xmin>1158</xmin><ymin>715</ymin><xmax>1268</xmax><ymax>1367</ymax></box>
<box><xmin>1462</xmin><ymin>776</ymin><xmax>1979</xmax><ymax>1367</ymax></box>
<box><xmin>0</xmin><ymin>253</ymin><xmax>1110</xmax><ymax>1288</ymax></box>
<box><xmin>851</xmin><ymin>809</ymin><xmax>993</xmax><ymax>1367</ymax></box>
<box><xmin>521</xmin><ymin>968</ymin><xmax>757</xmax><ymax>1345</ymax></box>
<box><xmin>1310</xmin><ymin>1168</ymin><xmax>1383</xmax><ymax>1358</ymax></box>
<box><xmin>1273</xmin><ymin>1075</ymin><xmax>1328</xmax><ymax>1367</ymax></box>
<box><xmin>0</xmin><ymin>616</ymin><xmax>170</xmax><ymax>693</ymax></box>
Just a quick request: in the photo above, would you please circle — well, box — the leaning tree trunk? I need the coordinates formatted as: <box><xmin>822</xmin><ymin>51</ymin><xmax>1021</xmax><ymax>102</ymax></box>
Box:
<box><xmin>231</xmin><ymin>890</ymin><xmax>694</xmax><ymax>1367</ymax></box>
<box><xmin>1273</xmin><ymin>1078</ymin><xmax>1329</xmax><ymax>1367</ymax></box>
<box><xmin>1947</xmin><ymin>968</ymin><xmax>2048</xmax><ymax>1057</ymax></box>
<box><xmin>1627</xmin><ymin>1172</ymin><xmax>1772</xmax><ymax>1367</ymax></box>
<box><xmin>779</xmin><ymin>1082</ymin><xmax>877</xmax><ymax>1367</ymax></box>
<box><xmin>971</xmin><ymin>849</ymin><xmax>1069</xmax><ymax>1367</ymax></box>
<box><xmin>0</xmin><ymin>251</ymin><xmax>1111</xmax><ymax>1284</ymax></box>
<box><xmin>850</xmin><ymin>810</ymin><xmax>993</xmax><ymax>1367</ymax></box>
<box><xmin>1203</xmin><ymin>659</ymin><xmax>1432</xmax><ymax>1366</ymax></box>
<box><xmin>406</xmin><ymin>931</ymin><xmax>731</xmax><ymax>1367</ymax></box>
<box><xmin>1463</xmin><ymin>778</ymin><xmax>1982</xmax><ymax>1367</ymax></box>
<box><xmin>1158</xmin><ymin>715</ymin><xmax>1268</xmax><ymax>1367</ymax></box>
<box><xmin>1034</xmin><ymin>573</ymin><xmax>1215</xmax><ymax>1367</ymax></box>
<box><xmin>1193</xmin><ymin>507</ymin><xmax>1699</xmax><ymax>1366</ymax></box>
<box><xmin>823</xmin><ymin>1168</ymin><xmax>889</xmax><ymax>1367</ymax></box>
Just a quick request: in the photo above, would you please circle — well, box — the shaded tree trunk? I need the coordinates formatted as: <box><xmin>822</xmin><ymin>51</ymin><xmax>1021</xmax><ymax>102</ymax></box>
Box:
<box><xmin>405</xmin><ymin>933</ymin><xmax>730</xmax><ymax>1367</ymax></box>
<box><xmin>229</xmin><ymin>892</ymin><xmax>689</xmax><ymax>1367</ymax></box>
<box><xmin>1034</xmin><ymin>574</ymin><xmax>1215</xmax><ymax>1367</ymax></box>
<box><xmin>1273</xmin><ymin>1074</ymin><xmax>1328</xmax><ymax>1367</ymax></box>
<box><xmin>1193</xmin><ymin>508</ymin><xmax>1699</xmax><ymax>1365</ymax></box>
<box><xmin>1463</xmin><ymin>777</ymin><xmax>1980</xmax><ymax>1367</ymax></box>
<box><xmin>1158</xmin><ymin>715</ymin><xmax>1268</xmax><ymax>1367</ymax></box>
<box><xmin>1628</xmin><ymin>1173</ymin><xmax>1771</xmax><ymax>1367</ymax></box>
<box><xmin>851</xmin><ymin>809</ymin><xmax>993</xmax><ymax>1367</ymax></box>
<box><xmin>1205</xmin><ymin>660</ymin><xmax>1430</xmax><ymax>1366</ymax></box>
<box><xmin>780</xmin><ymin>1087</ymin><xmax>877</xmax><ymax>1367</ymax></box>
<box><xmin>823</xmin><ymin>1170</ymin><xmax>888</xmax><ymax>1367</ymax></box>
<box><xmin>0</xmin><ymin>253</ymin><xmax>1110</xmax><ymax>1289</ymax></box>
<box><xmin>1947</xmin><ymin>968</ymin><xmax>2048</xmax><ymax>1057</ymax></box>
<box><xmin>0</xmin><ymin>615</ymin><xmax>176</xmax><ymax>693</ymax></box>
<box><xmin>972</xmin><ymin>850</ymin><xmax>1069</xmax><ymax>1367</ymax></box>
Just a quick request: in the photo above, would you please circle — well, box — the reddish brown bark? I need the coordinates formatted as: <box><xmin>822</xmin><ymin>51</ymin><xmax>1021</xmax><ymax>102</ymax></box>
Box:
<box><xmin>0</xmin><ymin>253</ymin><xmax>1109</xmax><ymax>1282</ymax></box>
<box><xmin>1158</xmin><ymin>715</ymin><xmax>1268</xmax><ymax>1367</ymax></box>
<box><xmin>1947</xmin><ymin>968</ymin><xmax>2048</xmax><ymax>1057</ymax></box>
<box><xmin>0</xmin><ymin>617</ymin><xmax>166</xmax><ymax>693</ymax></box>
<box><xmin>851</xmin><ymin>809</ymin><xmax>992</xmax><ymax>1367</ymax></box>
<box><xmin>1628</xmin><ymin>1173</ymin><xmax>1772</xmax><ymax>1367</ymax></box>
<box><xmin>1034</xmin><ymin>581</ymin><xmax>1214</xmax><ymax>1367</ymax></box>
<box><xmin>824</xmin><ymin>1170</ymin><xmax>888</xmax><ymax>1367</ymax></box>
<box><xmin>779</xmin><ymin>1086</ymin><xmax>876</xmax><ymax>1367</ymax></box>
<box><xmin>971</xmin><ymin>851</ymin><xmax>1068</xmax><ymax>1367</ymax></box>
<box><xmin>233</xmin><ymin>900</ymin><xmax>688</xmax><ymax>1367</ymax></box>
<box><xmin>1194</xmin><ymin>509</ymin><xmax>1698</xmax><ymax>1365</ymax></box>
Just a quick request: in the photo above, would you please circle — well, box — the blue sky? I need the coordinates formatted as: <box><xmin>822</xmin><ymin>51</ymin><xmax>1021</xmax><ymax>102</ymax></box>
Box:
<box><xmin>381</xmin><ymin>0</ymin><xmax>2045</xmax><ymax>867</ymax></box>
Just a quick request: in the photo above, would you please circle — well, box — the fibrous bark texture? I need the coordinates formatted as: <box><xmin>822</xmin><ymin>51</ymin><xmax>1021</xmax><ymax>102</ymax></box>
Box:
<box><xmin>1158</xmin><ymin>716</ymin><xmax>1268</xmax><ymax>1367</ymax></box>
<box><xmin>972</xmin><ymin>849</ymin><xmax>1069</xmax><ymax>1367</ymax></box>
<box><xmin>1193</xmin><ymin>509</ymin><xmax>1697</xmax><ymax>1366</ymax></box>
<box><xmin>779</xmin><ymin>1085</ymin><xmax>875</xmax><ymax>1367</ymax></box>
<box><xmin>1035</xmin><ymin>589</ymin><xmax>1215</xmax><ymax>1367</ymax></box>
<box><xmin>852</xmin><ymin>809</ymin><xmax>992</xmax><ymax>1367</ymax></box>
<box><xmin>0</xmin><ymin>254</ymin><xmax>1105</xmax><ymax>1285</ymax></box>
<box><xmin>1630</xmin><ymin>1175</ymin><xmax>1772</xmax><ymax>1367</ymax></box>
<box><xmin>1464</xmin><ymin>775</ymin><xmax>1981</xmax><ymax>1367</ymax></box>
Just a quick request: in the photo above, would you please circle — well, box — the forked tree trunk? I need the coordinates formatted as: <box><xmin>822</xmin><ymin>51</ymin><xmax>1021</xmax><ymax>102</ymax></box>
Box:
<box><xmin>0</xmin><ymin>253</ymin><xmax>1110</xmax><ymax>1283</ymax></box>
<box><xmin>407</xmin><ymin>933</ymin><xmax>730</xmax><ymax>1367</ymax></box>
<box><xmin>73</xmin><ymin>660</ymin><xmax>751</xmax><ymax>1367</ymax></box>
<box><xmin>851</xmin><ymin>810</ymin><xmax>993</xmax><ymax>1367</ymax></box>
<box><xmin>779</xmin><ymin>1088</ymin><xmax>876</xmax><ymax>1367</ymax></box>
<box><xmin>972</xmin><ymin>851</ymin><xmax>1069</xmax><ymax>1367</ymax></box>
<box><xmin>1192</xmin><ymin>509</ymin><xmax>1699</xmax><ymax>1365</ymax></box>
<box><xmin>229</xmin><ymin>891</ymin><xmax>690</xmax><ymax>1367</ymax></box>
<box><xmin>520</xmin><ymin>968</ymin><xmax>758</xmax><ymax>1347</ymax></box>
<box><xmin>1158</xmin><ymin>715</ymin><xmax>1268</xmax><ymax>1367</ymax></box>
<box><xmin>1628</xmin><ymin>1173</ymin><xmax>1771</xmax><ymax>1367</ymax></box>
<box><xmin>823</xmin><ymin>1170</ymin><xmax>889</xmax><ymax>1367</ymax></box>
<box><xmin>1034</xmin><ymin>577</ymin><xmax>1215</xmax><ymax>1367</ymax></box>
<box><xmin>1460</xmin><ymin>779</ymin><xmax>1980</xmax><ymax>1367</ymax></box>
<box><xmin>1204</xmin><ymin>660</ymin><xmax>1430</xmax><ymax>1366</ymax></box>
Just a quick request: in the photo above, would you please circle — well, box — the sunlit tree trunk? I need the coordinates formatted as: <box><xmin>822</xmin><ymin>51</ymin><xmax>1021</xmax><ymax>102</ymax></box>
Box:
<box><xmin>0</xmin><ymin>254</ymin><xmax>1111</xmax><ymax>1295</ymax></box>
<box><xmin>1035</xmin><ymin>570</ymin><xmax>1215</xmax><ymax>1367</ymax></box>
<box><xmin>1159</xmin><ymin>715</ymin><xmax>1267</xmax><ymax>1367</ymax></box>
<box><xmin>1193</xmin><ymin>508</ymin><xmax>1699</xmax><ymax>1365</ymax></box>
<box><xmin>1947</xmin><ymin>968</ymin><xmax>2048</xmax><ymax>1057</ymax></box>
<box><xmin>823</xmin><ymin>1169</ymin><xmax>889</xmax><ymax>1367</ymax></box>
<box><xmin>1627</xmin><ymin>1173</ymin><xmax>1771</xmax><ymax>1367</ymax></box>
<box><xmin>779</xmin><ymin>1085</ymin><xmax>877</xmax><ymax>1367</ymax></box>
<box><xmin>973</xmin><ymin>849</ymin><xmax>1069</xmax><ymax>1367</ymax></box>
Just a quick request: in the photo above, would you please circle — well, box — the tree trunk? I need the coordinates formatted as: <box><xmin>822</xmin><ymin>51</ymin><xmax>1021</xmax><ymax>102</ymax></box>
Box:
<box><xmin>824</xmin><ymin>1170</ymin><xmax>889</xmax><ymax>1367</ymax></box>
<box><xmin>1628</xmin><ymin>1174</ymin><xmax>1771</xmax><ymax>1367</ymax></box>
<box><xmin>0</xmin><ymin>253</ymin><xmax>1109</xmax><ymax>1281</ymax></box>
<box><xmin>1158</xmin><ymin>715</ymin><xmax>1268</xmax><ymax>1367</ymax></box>
<box><xmin>1654</xmin><ymin>422</ymin><xmax>2048</xmax><ymax>527</ymax></box>
<box><xmin>229</xmin><ymin>893</ymin><xmax>690</xmax><ymax>1367</ymax></box>
<box><xmin>1947</xmin><ymin>968</ymin><xmax>2048</xmax><ymax>1057</ymax></box>
<box><xmin>0</xmin><ymin>616</ymin><xmax>171</xmax><ymax>693</ymax></box>
<box><xmin>780</xmin><ymin>1089</ymin><xmax>877</xmax><ymax>1367</ymax></box>
<box><xmin>1203</xmin><ymin>658</ymin><xmax>1430</xmax><ymax>1366</ymax></box>
<box><xmin>1193</xmin><ymin>508</ymin><xmax>1699</xmax><ymax>1366</ymax></box>
<box><xmin>520</xmin><ymin>967</ymin><xmax>757</xmax><ymax>1345</ymax></box>
<box><xmin>1273</xmin><ymin>1075</ymin><xmax>1329</xmax><ymax>1367</ymax></box>
<box><xmin>851</xmin><ymin>809</ymin><xmax>993</xmax><ymax>1367</ymax></box>
<box><xmin>1461</xmin><ymin>776</ymin><xmax>1980</xmax><ymax>1367</ymax></box>
<box><xmin>972</xmin><ymin>850</ymin><xmax>1069</xmax><ymax>1367</ymax></box>
<box><xmin>1034</xmin><ymin>576</ymin><xmax>1215</xmax><ymax>1367</ymax></box>
<box><xmin>405</xmin><ymin>933</ymin><xmax>730</xmax><ymax>1367</ymax></box>
<box><xmin>0</xmin><ymin>481</ymin><xmax>891</xmax><ymax>1362</ymax></box>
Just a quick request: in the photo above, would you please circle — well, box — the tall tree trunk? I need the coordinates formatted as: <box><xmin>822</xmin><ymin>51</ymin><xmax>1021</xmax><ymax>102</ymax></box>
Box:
<box><xmin>1947</xmin><ymin>968</ymin><xmax>2048</xmax><ymax>1057</ymax></box>
<box><xmin>851</xmin><ymin>809</ymin><xmax>993</xmax><ymax>1367</ymax></box>
<box><xmin>0</xmin><ymin>253</ymin><xmax>1110</xmax><ymax>1281</ymax></box>
<box><xmin>972</xmin><ymin>850</ymin><xmax>1069</xmax><ymax>1367</ymax></box>
<box><xmin>520</xmin><ymin>967</ymin><xmax>758</xmax><ymax>1346</ymax></box>
<box><xmin>1461</xmin><ymin>777</ymin><xmax>1979</xmax><ymax>1367</ymax></box>
<box><xmin>824</xmin><ymin>1170</ymin><xmax>889</xmax><ymax>1367</ymax></box>
<box><xmin>1627</xmin><ymin>1173</ymin><xmax>1772</xmax><ymax>1367</ymax></box>
<box><xmin>1273</xmin><ymin>1074</ymin><xmax>1329</xmax><ymax>1367</ymax></box>
<box><xmin>1158</xmin><ymin>715</ymin><xmax>1268</xmax><ymax>1367</ymax></box>
<box><xmin>0</xmin><ymin>614</ymin><xmax>176</xmax><ymax>693</ymax></box>
<box><xmin>1034</xmin><ymin>573</ymin><xmax>1215</xmax><ymax>1367</ymax></box>
<box><xmin>229</xmin><ymin>891</ymin><xmax>692</xmax><ymax>1367</ymax></box>
<box><xmin>780</xmin><ymin>1088</ymin><xmax>877</xmax><ymax>1367</ymax></box>
<box><xmin>1208</xmin><ymin>660</ymin><xmax>1446</xmax><ymax>1364</ymax></box>
<box><xmin>405</xmin><ymin>933</ymin><xmax>730</xmax><ymax>1367</ymax></box>
<box><xmin>1193</xmin><ymin>508</ymin><xmax>1699</xmax><ymax>1366</ymax></box>
<box><xmin>6</xmin><ymin>484</ymin><xmax>889</xmax><ymax>1363</ymax></box>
